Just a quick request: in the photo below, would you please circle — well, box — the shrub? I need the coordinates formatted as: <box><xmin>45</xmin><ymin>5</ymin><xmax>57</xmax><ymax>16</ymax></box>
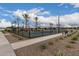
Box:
<box><xmin>48</xmin><ymin>42</ymin><xmax>54</xmax><ymax>45</ymax></box>
<box><xmin>54</xmin><ymin>50</ymin><xmax>64</xmax><ymax>56</ymax></box>
<box><xmin>65</xmin><ymin>45</ymin><xmax>73</xmax><ymax>48</ymax></box>
<box><xmin>18</xmin><ymin>38</ymin><xmax>22</xmax><ymax>40</ymax></box>
<box><xmin>40</xmin><ymin>45</ymin><xmax>47</xmax><ymax>50</ymax></box>
<box><xmin>59</xmin><ymin>37</ymin><xmax>64</xmax><ymax>40</ymax></box>
<box><xmin>71</xmin><ymin>37</ymin><xmax>78</xmax><ymax>41</ymax></box>
<box><xmin>2</xmin><ymin>30</ymin><xmax>6</xmax><ymax>33</ymax></box>
<box><xmin>70</xmin><ymin>41</ymin><xmax>76</xmax><ymax>44</ymax></box>
<box><xmin>55</xmin><ymin>39</ymin><xmax>59</xmax><ymax>42</ymax></box>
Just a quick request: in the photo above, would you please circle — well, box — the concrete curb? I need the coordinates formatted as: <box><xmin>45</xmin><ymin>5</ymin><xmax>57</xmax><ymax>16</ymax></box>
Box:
<box><xmin>0</xmin><ymin>32</ymin><xmax>16</xmax><ymax>56</ymax></box>
<box><xmin>11</xmin><ymin>33</ymin><xmax>62</xmax><ymax>50</ymax></box>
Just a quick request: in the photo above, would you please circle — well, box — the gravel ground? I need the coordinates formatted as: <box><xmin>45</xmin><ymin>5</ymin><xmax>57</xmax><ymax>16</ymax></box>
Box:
<box><xmin>4</xmin><ymin>32</ymin><xmax>28</xmax><ymax>43</ymax></box>
<box><xmin>4</xmin><ymin>30</ymin><xmax>79</xmax><ymax>56</ymax></box>
<box><xmin>14</xmin><ymin>31</ymin><xmax>79</xmax><ymax>56</ymax></box>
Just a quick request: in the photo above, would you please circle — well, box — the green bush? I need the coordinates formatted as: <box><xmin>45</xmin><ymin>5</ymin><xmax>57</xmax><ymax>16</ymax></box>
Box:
<box><xmin>48</xmin><ymin>42</ymin><xmax>54</xmax><ymax>45</ymax></box>
<box><xmin>70</xmin><ymin>41</ymin><xmax>76</xmax><ymax>44</ymax></box>
<box><xmin>2</xmin><ymin>30</ymin><xmax>6</xmax><ymax>33</ymax></box>
<box><xmin>40</xmin><ymin>45</ymin><xmax>47</xmax><ymax>50</ymax></box>
<box><xmin>65</xmin><ymin>45</ymin><xmax>73</xmax><ymax>48</ymax></box>
<box><xmin>18</xmin><ymin>38</ymin><xmax>22</xmax><ymax>40</ymax></box>
<box><xmin>59</xmin><ymin>37</ymin><xmax>64</xmax><ymax>40</ymax></box>
<box><xmin>71</xmin><ymin>37</ymin><xmax>78</xmax><ymax>41</ymax></box>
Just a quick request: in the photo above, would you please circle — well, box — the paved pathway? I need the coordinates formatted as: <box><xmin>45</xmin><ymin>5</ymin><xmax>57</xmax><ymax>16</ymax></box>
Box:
<box><xmin>0</xmin><ymin>32</ymin><xmax>16</xmax><ymax>56</ymax></box>
<box><xmin>11</xmin><ymin>33</ymin><xmax>62</xmax><ymax>50</ymax></box>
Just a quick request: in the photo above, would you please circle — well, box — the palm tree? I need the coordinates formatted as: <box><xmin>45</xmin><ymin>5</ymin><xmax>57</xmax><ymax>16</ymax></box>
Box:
<box><xmin>49</xmin><ymin>23</ymin><xmax>53</xmax><ymax>34</ymax></box>
<box><xmin>0</xmin><ymin>20</ymin><xmax>1</xmax><ymax>23</ymax></box>
<box><xmin>22</xmin><ymin>14</ymin><xmax>29</xmax><ymax>31</ymax></box>
<box><xmin>23</xmin><ymin>14</ymin><xmax>31</xmax><ymax>38</ymax></box>
<box><xmin>22</xmin><ymin>21</ymin><xmax>24</xmax><ymax>36</ymax></box>
<box><xmin>11</xmin><ymin>21</ymin><xmax>13</xmax><ymax>32</ymax></box>
<box><xmin>22</xmin><ymin>21</ymin><xmax>24</xmax><ymax>30</ymax></box>
<box><xmin>11</xmin><ymin>21</ymin><xmax>13</xmax><ymax>27</ymax></box>
<box><xmin>12</xmin><ymin>21</ymin><xmax>16</xmax><ymax>33</ymax></box>
<box><xmin>35</xmin><ymin>17</ymin><xmax>38</xmax><ymax>31</ymax></box>
<box><xmin>57</xmin><ymin>16</ymin><xmax>60</xmax><ymax>33</ymax></box>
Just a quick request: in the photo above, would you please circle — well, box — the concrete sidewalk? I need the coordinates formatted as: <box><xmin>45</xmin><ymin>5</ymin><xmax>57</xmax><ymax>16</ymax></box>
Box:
<box><xmin>11</xmin><ymin>33</ymin><xmax>62</xmax><ymax>50</ymax></box>
<box><xmin>0</xmin><ymin>32</ymin><xmax>15</xmax><ymax>56</ymax></box>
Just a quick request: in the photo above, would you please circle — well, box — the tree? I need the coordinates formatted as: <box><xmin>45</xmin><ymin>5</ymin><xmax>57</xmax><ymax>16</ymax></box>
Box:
<box><xmin>49</xmin><ymin>23</ymin><xmax>53</xmax><ymax>34</ymax></box>
<box><xmin>57</xmin><ymin>16</ymin><xmax>60</xmax><ymax>33</ymax></box>
<box><xmin>49</xmin><ymin>23</ymin><xmax>53</xmax><ymax>29</ymax></box>
<box><xmin>13</xmin><ymin>21</ymin><xmax>17</xmax><ymax>27</ymax></box>
<box><xmin>22</xmin><ymin>21</ymin><xmax>24</xmax><ymax>30</ymax></box>
<box><xmin>0</xmin><ymin>20</ymin><xmax>1</xmax><ymax>23</ymax></box>
<box><xmin>23</xmin><ymin>14</ymin><xmax>29</xmax><ymax>31</ymax></box>
<box><xmin>22</xmin><ymin>21</ymin><xmax>24</xmax><ymax>37</ymax></box>
<box><xmin>35</xmin><ymin>17</ymin><xmax>38</xmax><ymax>31</ymax></box>
<box><xmin>12</xmin><ymin>21</ymin><xmax>16</xmax><ymax>32</ymax></box>
<box><xmin>11</xmin><ymin>21</ymin><xmax>14</xmax><ymax>32</ymax></box>
<box><xmin>23</xmin><ymin>14</ymin><xmax>32</xmax><ymax>38</ymax></box>
<box><xmin>16</xmin><ymin>17</ymin><xmax>20</xmax><ymax>35</ymax></box>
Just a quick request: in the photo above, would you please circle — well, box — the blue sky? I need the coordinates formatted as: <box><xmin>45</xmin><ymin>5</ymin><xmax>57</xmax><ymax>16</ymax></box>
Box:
<box><xmin>0</xmin><ymin>3</ymin><xmax>79</xmax><ymax>28</ymax></box>
<box><xmin>0</xmin><ymin>3</ymin><xmax>79</xmax><ymax>16</ymax></box>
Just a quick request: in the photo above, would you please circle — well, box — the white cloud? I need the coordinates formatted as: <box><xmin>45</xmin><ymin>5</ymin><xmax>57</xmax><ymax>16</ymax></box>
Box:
<box><xmin>0</xmin><ymin>19</ymin><xmax>11</xmax><ymax>28</ymax></box>
<box><xmin>58</xmin><ymin>3</ymin><xmax>68</xmax><ymax>8</ymax></box>
<box><xmin>58</xmin><ymin>3</ymin><xmax>64</xmax><ymax>6</ymax></box>
<box><xmin>70</xmin><ymin>3</ymin><xmax>79</xmax><ymax>8</ymax></box>
<box><xmin>13</xmin><ymin>8</ymin><xmax>50</xmax><ymax>20</ymax></box>
<box><xmin>13</xmin><ymin>8</ymin><xmax>79</xmax><ymax>27</ymax></box>
<box><xmin>13</xmin><ymin>9</ymin><xmax>24</xmax><ymax>20</ymax></box>
<box><xmin>27</xmin><ymin>8</ymin><xmax>44</xmax><ymax>14</ymax></box>
<box><xmin>60</xmin><ymin>13</ymin><xmax>79</xmax><ymax>24</ymax></box>
<box><xmin>37</xmin><ymin>12</ymin><xmax>79</xmax><ymax>27</ymax></box>
<box><xmin>1</xmin><ymin>7</ymin><xmax>79</xmax><ymax>28</ymax></box>
<box><xmin>39</xmin><ymin>11</ymin><xmax>50</xmax><ymax>15</ymax></box>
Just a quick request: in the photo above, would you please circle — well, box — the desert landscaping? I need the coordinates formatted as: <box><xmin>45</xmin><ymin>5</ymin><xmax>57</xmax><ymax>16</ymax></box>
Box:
<box><xmin>2</xmin><ymin>29</ymin><xmax>79</xmax><ymax>56</ymax></box>
<box><xmin>0</xmin><ymin>3</ymin><xmax>79</xmax><ymax>56</ymax></box>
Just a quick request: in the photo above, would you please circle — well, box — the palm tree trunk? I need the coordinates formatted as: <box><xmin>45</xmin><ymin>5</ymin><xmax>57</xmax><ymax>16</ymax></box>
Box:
<box><xmin>17</xmin><ymin>18</ymin><xmax>19</xmax><ymax>35</ymax></box>
<box><xmin>58</xmin><ymin>16</ymin><xmax>60</xmax><ymax>33</ymax></box>
<box><xmin>26</xmin><ymin>19</ymin><xmax>28</xmax><ymax>31</ymax></box>
<box><xmin>22</xmin><ymin>21</ymin><xmax>24</xmax><ymax>37</ymax></box>
<box><xmin>36</xmin><ymin>20</ymin><xmax>38</xmax><ymax>30</ymax></box>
